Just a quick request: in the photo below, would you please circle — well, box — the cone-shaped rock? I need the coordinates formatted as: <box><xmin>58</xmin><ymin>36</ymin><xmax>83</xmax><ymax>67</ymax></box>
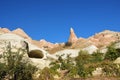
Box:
<box><xmin>68</xmin><ymin>28</ymin><xmax>78</xmax><ymax>43</ymax></box>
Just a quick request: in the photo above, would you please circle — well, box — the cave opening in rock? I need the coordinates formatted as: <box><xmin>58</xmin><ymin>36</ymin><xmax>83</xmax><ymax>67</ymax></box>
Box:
<box><xmin>28</xmin><ymin>50</ymin><xmax>44</xmax><ymax>58</ymax></box>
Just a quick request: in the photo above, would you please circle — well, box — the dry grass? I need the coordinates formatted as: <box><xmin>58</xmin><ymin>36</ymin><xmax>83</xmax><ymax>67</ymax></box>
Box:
<box><xmin>70</xmin><ymin>76</ymin><xmax>120</xmax><ymax>80</ymax></box>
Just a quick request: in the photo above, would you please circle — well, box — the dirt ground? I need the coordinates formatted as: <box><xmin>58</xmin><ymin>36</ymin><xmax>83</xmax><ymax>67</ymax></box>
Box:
<box><xmin>70</xmin><ymin>77</ymin><xmax>120</xmax><ymax>80</ymax></box>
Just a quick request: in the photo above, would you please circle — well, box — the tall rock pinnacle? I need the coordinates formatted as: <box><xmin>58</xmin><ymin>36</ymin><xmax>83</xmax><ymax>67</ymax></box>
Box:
<box><xmin>68</xmin><ymin>28</ymin><xmax>78</xmax><ymax>43</ymax></box>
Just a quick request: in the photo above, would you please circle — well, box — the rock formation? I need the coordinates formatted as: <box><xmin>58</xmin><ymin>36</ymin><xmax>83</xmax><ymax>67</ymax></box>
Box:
<box><xmin>53</xmin><ymin>49</ymin><xmax>80</xmax><ymax>59</ymax></box>
<box><xmin>88</xmin><ymin>30</ymin><xmax>120</xmax><ymax>48</ymax></box>
<box><xmin>0</xmin><ymin>27</ymin><xmax>120</xmax><ymax>54</ymax></box>
<box><xmin>114</xmin><ymin>57</ymin><xmax>120</xmax><ymax>64</ymax></box>
<box><xmin>0</xmin><ymin>27</ymin><xmax>120</xmax><ymax>70</ymax></box>
<box><xmin>12</xmin><ymin>28</ymin><xmax>32</xmax><ymax>42</ymax></box>
<box><xmin>39</xmin><ymin>39</ymin><xmax>55</xmax><ymax>49</ymax></box>
<box><xmin>0</xmin><ymin>33</ymin><xmax>56</xmax><ymax>69</ymax></box>
<box><xmin>82</xmin><ymin>45</ymin><xmax>98</xmax><ymax>54</ymax></box>
<box><xmin>32</xmin><ymin>39</ymin><xmax>59</xmax><ymax>50</ymax></box>
<box><xmin>0</xmin><ymin>28</ymin><xmax>10</xmax><ymax>34</ymax></box>
<box><xmin>68</xmin><ymin>28</ymin><xmax>78</xmax><ymax>43</ymax></box>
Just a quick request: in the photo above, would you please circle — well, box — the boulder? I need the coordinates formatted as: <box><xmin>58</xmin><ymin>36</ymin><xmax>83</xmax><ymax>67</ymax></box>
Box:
<box><xmin>92</xmin><ymin>67</ymin><xmax>102</xmax><ymax>76</ymax></box>
<box><xmin>114</xmin><ymin>42</ymin><xmax>120</xmax><ymax>49</ymax></box>
<box><xmin>82</xmin><ymin>45</ymin><xmax>98</xmax><ymax>54</ymax></box>
<box><xmin>114</xmin><ymin>57</ymin><xmax>120</xmax><ymax>64</ymax></box>
<box><xmin>53</xmin><ymin>49</ymin><xmax>80</xmax><ymax>59</ymax></box>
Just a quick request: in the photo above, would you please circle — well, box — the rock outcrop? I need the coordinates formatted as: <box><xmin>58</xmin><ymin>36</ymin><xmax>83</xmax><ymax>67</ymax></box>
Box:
<box><xmin>82</xmin><ymin>45</ymin><xmax>98</xmax><ymax>54</ymax></box>
<box><xmin>32</xmin><ymin>39</ymin><xmax>59</xmax><ymax>50</ymax></box>
<box><xmin>0</xmin><ymin>27</ymin><xmax>120</xmax><ymax>55</ymax></box>
<box><xmin>53</xmin><ymin>49</ymin><xmax>80</xmax><ymax>59</ymax></box>
<box><xmin>0</xmin><ymin>33</ymin><xmax>55</xmax><ymax>69</ymax></box>
<box><xmin>68</xmin><ymin>28</ymin><xmax>78</xmax><ymax>43</ymax></box>
<box><xmin>0</xmin><ymin>27</ymin><xmax>120</xmax><ymax>70</ymax></box>
<box><xmin>39</xmin><ymin>39</ymin><xmax>55</xmax><ymax>49</ymax></box>
<box><xmin>88</xmin><ymin>30</ymin><xmax>120</xmax><ymax>48</ymax></box>
<box><xmin>0</xmin><ymin>33</ymin><xmax>26</xmax><ymax>55</ymax></box>
<box><xmin>12</xmin><ymin>28</ymin><xmax>32</xmax><ymax>42</ymax></box>
<box><xmin>0</xmin><ymin>28</ymin><xmax>10</xmax><ymax>34</ymax></box>
<box><xmin>114</xmin><ymin>57</ymin><xmax>120</xmax><ymax>64</ymax></box>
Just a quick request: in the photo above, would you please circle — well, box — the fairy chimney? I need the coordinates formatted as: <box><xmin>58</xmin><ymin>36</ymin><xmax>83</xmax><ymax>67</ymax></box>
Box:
<box><xmin>68</xmin><ymin>28</ymin><xmax>78</xmax><ymax>43</ymax></box>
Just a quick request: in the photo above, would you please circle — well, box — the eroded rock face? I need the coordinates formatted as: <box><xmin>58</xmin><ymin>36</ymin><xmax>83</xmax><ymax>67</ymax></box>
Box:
<box><xmin>0</xmin><ymin>33</ymin><xmax>29</xmax><ymax>64</ymax></box>
<box><xmin>0</xmin><ymin>28</ymin><xmax>10</xmax><ymax>35</ymax></box>
<box><xmin>88</xmin><ymin>30</ymin><xmax>120</xmax><ymax>48</ymax></box>
<box><xmin>12</xmin><ymin>28</ymin><xmax>32</xmax><ymax>42</ymax></box>
<box><xmin>0</xmin><ymin>33</ymin><xmax>27</xmax><ymax>52</ymax></box>
<box><xmin>1</xmin><ymin>28</ymin><xmax>120</xmax><ymax>51</ymax></box>
<box><xmin>68</xmin><ymin>28</ymin><xmax>78</xmax><ymax>43</ymax></box>
<box><xmin>82</xmin><ymin>45</ymin><xmax>98</xmax><ymax>54</ymax></box>
<box><xmin>0</xmin><ymin>33</ymin><xmax>55</xmax><ymax>69</ymax></box>
<box><xmin>53</xmin><ymin>49</ymin><xmax>80</xmax><ymax>59</ymax></box>
<box><xmin>0</xmin><ymin>28</ymin><xmax>10</xmax><ymax>33</ymax></box>
<box><xmin>39</xmin><ymin>39</ymin><xmax>55</xmax><ymax>48</ymax></box>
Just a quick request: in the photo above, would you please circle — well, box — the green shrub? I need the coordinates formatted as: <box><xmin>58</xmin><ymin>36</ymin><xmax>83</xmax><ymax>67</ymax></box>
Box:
<box><xmin>66</xmin><ymin>66</ymin><xmax>78</xmax><ymax>78</ymax></box>
<box><xmin>75</xmin><ymin>63</ymin><xmax>96</xmax><ymax>78</ymax></box>
<box><xmin>0</xmin><ymin>63</ymin><xmax>6</xmax><ymax>79</ymax></box>
<box><xmin>75</xmin><ymin>50</ymin><xmax>91</xmax><ymax>64</ymax></box>
<box><xmin>0</xmin><ymin>44</ymin><xmax>37</xmax><ymax>80</ymax></box>
<box><xmin>100</xmin><ymin>61</ymin><xmax>120</xmax><ymax>77</ymax></box>
<box><xmin>75</xmin><ymin>50</ymin><xmax>99</xmax><ymax>78</ymax></box>
<box><xmin>58</xmin><ymin>54</ymin><xmax>75</xmax><ymax>70</ymax></box>
<box><xmin>49</xmin><ymin>61</ymin><xmax>60</xmax><ymax>76</ymax></box>
<box><xmin>28</xmin><ymin>50</ymin><xmax>44</xmax><ymax>58</ymax></box>
<box><xmin>40</xmin><ymin>42</ymin><xmax>120</xmax><ymax>79</ymax></box>
<box><xmin>50</xmin><ymin>54</ymin><xmax>77</xmax><ymax>78</ymax></box>
<box><xmin>91</xmin><ymin>50</ymin><xmax>104</xmax><ymax>63</ymax></box>
<box><xmin>39</xmin><ymin>67</ymin><xmax>54</xmax><ymax>80</ymax></box>
<box><xmin>104</xmin><ymin>44</ymin><xmax>120</xmax><ymax>61</ymax></box>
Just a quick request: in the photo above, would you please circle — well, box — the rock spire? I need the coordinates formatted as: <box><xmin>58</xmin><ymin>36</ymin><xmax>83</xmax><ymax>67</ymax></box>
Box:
<box><xmin>68</xmin><ymin>28</ymin><xmax>78</xmax><ymax>43</ymax></box>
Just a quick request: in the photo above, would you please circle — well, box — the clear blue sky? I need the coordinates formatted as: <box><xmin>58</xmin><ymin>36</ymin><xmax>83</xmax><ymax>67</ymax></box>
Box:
<box><xmin>0</xmin><ymin>0</ymin><xmax>120</xmax><ymax>43</ymax></box>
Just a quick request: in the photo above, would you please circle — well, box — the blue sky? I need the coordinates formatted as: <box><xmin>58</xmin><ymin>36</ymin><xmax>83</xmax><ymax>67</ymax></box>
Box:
<box><xmin>0</xmin><ymin>0</ymin><xmax>120</xmax><ymax>43</ymax></box>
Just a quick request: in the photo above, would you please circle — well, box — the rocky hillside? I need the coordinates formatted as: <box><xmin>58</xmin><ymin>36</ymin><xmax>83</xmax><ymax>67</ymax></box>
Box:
<box><xmin>49</xmin><ymin>28</ymin><xmax>120</xmax><ymax>53</ymax></box>
<box><xmin>0</xmin><ymin>27</ymin><xmax>120</xmax><ymax>80</ymax></box>
<box><xmin>0</xmin><ymin>28</ymin><xmax>57</xmax><ymax>69</ymax></box>
<box><xmin>0</xmin><ymin>27</ymin><xmax>120</xmax><ymax>54</ymax></box>
<box><xmin>69</xmin><ymin>29</ymin><xmax>120</xmax><ymax>49</ymax></box>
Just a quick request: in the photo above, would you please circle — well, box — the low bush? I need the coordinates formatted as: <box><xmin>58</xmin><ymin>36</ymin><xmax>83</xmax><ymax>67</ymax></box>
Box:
<box><xmin>91</xmin><ymin>50</ymin><xmax>104</xmax><ymax>63</ymax></box>
<box><xmin>39</xmin><ymin>67</ymin><xmax>54</xmax><ymax>80</ymax></box>
<box><xmin>0</xmin><ymin>44</ymin><xmax>37</xmax><ymax>80</ymax></box>
<box><xmin>75</xmin><ymin>50</ymin><xmax>92</xmax><ymax>64</ymax></box>
<box><xmin>49</xmin><ymin>54</ymin><xmax>77</xmax><ymax>78</ymax></box>
<box><xmin>100</xmin><ymin>61</ymin><xmax>120</xmax><ymax>77</ymax></box>
<box><xmin>104</xmin><ymin>44</ymin><xmax>120</xmax><ymax>61</ymax></box>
